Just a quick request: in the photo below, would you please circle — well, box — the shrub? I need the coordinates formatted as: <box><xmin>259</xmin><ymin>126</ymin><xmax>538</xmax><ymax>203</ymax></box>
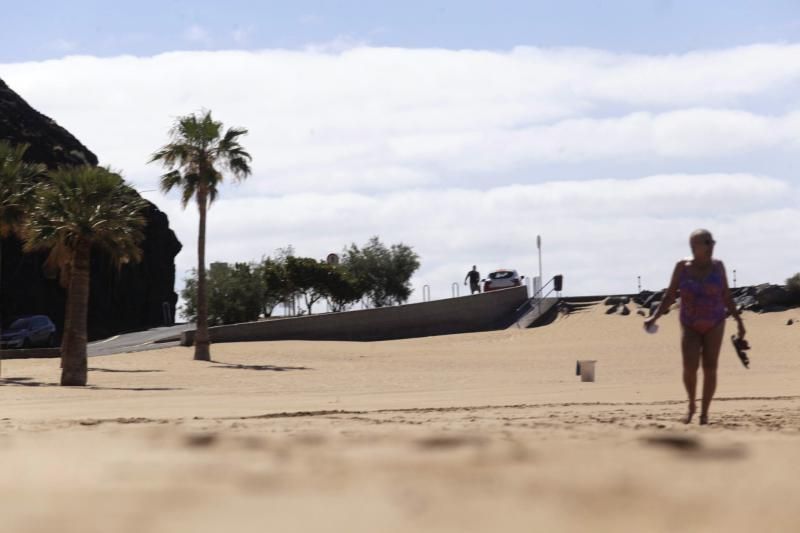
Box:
<box><xmin>787</xmin><ymin>273</ymin><xmax>800</xmax><ymax>304</ymax></box>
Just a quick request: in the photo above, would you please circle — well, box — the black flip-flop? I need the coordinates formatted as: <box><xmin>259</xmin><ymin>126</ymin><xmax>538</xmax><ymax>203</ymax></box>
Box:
<box><xmin>731</xmin><ymin>335</ymin><xmax>750</xmax><ymax>368</ymax></box>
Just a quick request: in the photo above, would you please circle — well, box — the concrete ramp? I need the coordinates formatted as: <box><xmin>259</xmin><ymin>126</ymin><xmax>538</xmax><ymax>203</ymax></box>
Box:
<box><xmin>507</xmin><ymin>297</ymin><xmax>559</xmax><ymax>329</ymax></box>
<box><xmin>181</xmin><ymin>286</ymin><xmax>528</xmax><ymax>345</ymax></box>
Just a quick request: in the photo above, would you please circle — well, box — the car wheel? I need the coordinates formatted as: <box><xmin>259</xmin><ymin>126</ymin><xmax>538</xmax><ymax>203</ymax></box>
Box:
<box><xmin>21</xmin><ymin>338</ymin><xmax>30</xmax><ymax>349</ymax></box>
<box><xmin>47</xmin><ymin>334</ymin><xmax>56</xmax><ymax>347</ymax></box>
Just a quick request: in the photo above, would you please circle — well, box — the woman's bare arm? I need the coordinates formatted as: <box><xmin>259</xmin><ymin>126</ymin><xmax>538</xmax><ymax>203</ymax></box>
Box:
<box><xmin>720</xmin><ymin>261</ymin><xmax>746</xmax><ymax>338</ymax></box>
<box><xmin>644</xmin><ymin>261</ymin><xmax>683</xmax><ymax>327</ymax></box>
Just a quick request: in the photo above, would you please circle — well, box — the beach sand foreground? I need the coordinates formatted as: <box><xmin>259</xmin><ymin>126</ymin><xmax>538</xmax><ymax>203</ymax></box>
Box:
<box><xmin>1</xmin><ymin>305</ymin><xmax>799</xmax><ymax>532</ymax></box>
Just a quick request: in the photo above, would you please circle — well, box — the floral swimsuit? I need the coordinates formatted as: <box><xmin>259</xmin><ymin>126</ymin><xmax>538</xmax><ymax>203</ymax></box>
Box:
<box><xmin>679</xmin><ymin>261</ymin><xmax>727</xmax><ymax>334</ymax></box>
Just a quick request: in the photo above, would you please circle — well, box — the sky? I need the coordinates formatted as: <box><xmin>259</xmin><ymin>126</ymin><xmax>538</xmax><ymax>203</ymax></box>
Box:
<box><xmin>2</xmin><ymin>1</ymin><xmax>799</xmax><ymax>312</ymax></box>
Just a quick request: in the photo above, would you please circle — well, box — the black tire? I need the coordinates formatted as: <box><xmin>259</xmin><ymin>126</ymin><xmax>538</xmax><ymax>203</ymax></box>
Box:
<box><xmin>47</xmin><ymin>334</ymin><xmax>56</xmax><ymax>347</ymax></box>
<box><xmin>21</xmin><ymin>338</ymin><xmax>30</xmax><ymax>349</ymax></box>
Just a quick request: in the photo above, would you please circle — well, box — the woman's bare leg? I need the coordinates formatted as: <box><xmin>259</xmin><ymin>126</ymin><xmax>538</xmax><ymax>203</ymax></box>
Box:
<box><xmin>700</xmin><ymin>321</ymin><xmax>725</xmax><ymax>424</ymax></box>
<box><xmin>681</xmin><ymin>326</ymin><xmax>702</xmax><ymax>423</ymax></box>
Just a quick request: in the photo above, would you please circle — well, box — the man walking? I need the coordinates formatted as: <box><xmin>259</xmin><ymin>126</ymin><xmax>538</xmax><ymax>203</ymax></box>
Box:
<box><xmin>464</xmin><ymin>265</ymin><xmax>481</xmax><ymax>294</ymax></box>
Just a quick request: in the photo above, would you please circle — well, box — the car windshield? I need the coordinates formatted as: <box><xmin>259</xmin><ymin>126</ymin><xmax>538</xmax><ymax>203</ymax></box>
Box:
<box><xmin>489</xmin><ymin>271</ymin><xmax>515</xmax><ymax>280</ymax></box>
<box><xmin>8</xmin><ymin>318</ymin><xmax>31</xmax><ymax>331</ymax></box>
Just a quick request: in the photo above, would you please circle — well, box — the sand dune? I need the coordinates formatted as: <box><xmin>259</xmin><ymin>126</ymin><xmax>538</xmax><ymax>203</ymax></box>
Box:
<box><xmin>1</xmin><ymin>304</ymin><xmax>798</xmax><ymax>532</ymax></box>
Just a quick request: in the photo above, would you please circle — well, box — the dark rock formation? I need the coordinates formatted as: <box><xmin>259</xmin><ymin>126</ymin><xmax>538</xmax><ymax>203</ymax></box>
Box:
<box><xmin>1</xmin><ymin>77</ymin><xmax>181</xmax><ymax>339</ymax></box>
<box><xmin>730</xmin><ymin>285</ymin><xmax>800</xmax><ymax>313</ymax></box>
<box><xmin>603</xmin><ymin>296</ymin><xmax>629</xmax><ymax>306</ymax></box>
<box><xmin>0</xmin><ymin>79</ymin><xmax>97</xmax><ymax>167</ymax></box>
<box><xmin>755</xmin><ymin>284</ymin><xmax>793</xmax><ymax>307</ymax></box>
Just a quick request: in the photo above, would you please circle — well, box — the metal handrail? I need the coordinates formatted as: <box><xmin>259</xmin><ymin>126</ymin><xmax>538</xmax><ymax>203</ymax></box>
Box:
<box><xmin>515</xmin><ymin>275</ymin><xmax>562</xmax><ymax>314</ymax></box>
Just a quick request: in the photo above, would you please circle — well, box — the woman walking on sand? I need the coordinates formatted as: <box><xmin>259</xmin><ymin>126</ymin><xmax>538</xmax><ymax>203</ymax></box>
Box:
<box><xmin>644</xmin><ymin>229</ymin><xmax>745</xmax><ymax>425</ymax></box>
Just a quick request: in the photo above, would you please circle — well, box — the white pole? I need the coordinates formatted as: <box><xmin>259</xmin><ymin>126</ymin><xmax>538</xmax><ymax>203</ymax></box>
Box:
<box><xmin>536</xmin><ymin>235</ymin><xmax>542</xmax><ymax>314</ymax></box>
<box><xmin>536</xmin><ymin>235</ymin><xmax>542</xmax><ymax>290</ymax></box>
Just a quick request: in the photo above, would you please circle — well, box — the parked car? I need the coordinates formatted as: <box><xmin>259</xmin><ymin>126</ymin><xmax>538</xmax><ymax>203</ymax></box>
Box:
<box><xmin>0</xmin><ymin>315</ymin><xmax>57</xmax><ymax>349</ymax></box>
<box><xmin>483</xmin><ymin>269</ymin><xmax>525</xmax><ymax>292</ymax></box>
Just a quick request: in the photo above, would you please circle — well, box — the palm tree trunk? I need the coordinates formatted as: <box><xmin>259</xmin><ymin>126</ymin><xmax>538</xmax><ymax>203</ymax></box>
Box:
<box><xmin>194</xmin><ymin>188</ymin><xmax>211</xmax><ymax>361</ymax></box>
<box><xmin>0</xmin><ymin>239</ymin><xmax>4</xmax><ymax>375</ymax></box>
<box><xmin>61</xmin><ymin>240</ymin><xmax>90</xmax><ymax>386</ymax></box>
<box><xmin>59</xmin><ymin>257</ymin><xmax>73</xmax><ymax>368</ymax></box>
<box><xmin>60</xmin><ymin>292</ymin><xmax>71</xmax><ymax>368</ymax></box>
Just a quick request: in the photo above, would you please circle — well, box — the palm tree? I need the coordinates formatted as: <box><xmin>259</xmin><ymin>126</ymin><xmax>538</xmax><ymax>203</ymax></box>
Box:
<box><xmin>2</xmin><ymin>144</ymin><xmax>79</xmax><ymax>367</ymax></box>
<box><xmin>149</xmin><ymin>110</ymin><xmax>252</xmax><ymax>361</ymax></box>
<box><xmin>25</xmin><ymin>166</ymin><xmax>147</xmax><ymax>386</ymax></box>
<box><xmin>1</xmin><ymin>142</ymin><xmax>46</xmax><ymax>368</ymax></box>
<box><xmin>0</xmin><ymin>141</ymin><xmax>45</xmax><ymax>237</ymax></box>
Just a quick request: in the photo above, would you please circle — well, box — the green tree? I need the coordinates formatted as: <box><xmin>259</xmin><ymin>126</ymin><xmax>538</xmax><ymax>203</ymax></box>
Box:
<box><xmin>259</xmin><ymin>246</ymin><xmax>303</xmax><ymax>316</ymax></box>
<box><xmin>787</xmin><ymin>273</ymin><xmax>800</xmax><ymax>304</ymax></box>
<box><xmin>285</xmin><ymin>256</ymin><xmax>334</xmax><ymax>314</ymax></box>
<box><xmin>150</xmin><ymin>110</ymin><xmax>252</xmax><ymax>361</ymax></box>
<box><xmin>224</xmin><ymin>262</ymin><xmax>264</xmax><ymax>323</ymax></box>
<box><xmin>342</xmin><ymin>236</ymin><xmax>420</xmax><ymax>307</ymax></box>
<box><xmin>259</xmin><ymin>257</ymin><xmax>287</xmax><ymax>317</ymax></box>
<box><xmin>324</xmin><ymin>266</ymin><xmax>362</xmax><ymax>312</ymax></box>
<box><xmin>24</xmin><ymin>166</ymin><xmax>147</xmax><ymax>386</ymax></box>
<box><xmin>181</xmin><ymin>262</ymin><xmax>263</xmax><ymax>325</ymax></box>
<box><xmin>180</xmin><ymin>272</ymin><xmax>198</xmax><ymax>322</ymax></box>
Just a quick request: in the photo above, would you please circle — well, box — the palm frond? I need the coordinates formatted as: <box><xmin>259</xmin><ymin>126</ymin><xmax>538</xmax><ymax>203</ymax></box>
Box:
<box><xmin>149</xmin><ymin>110</ymin><xmax>251</xmax><ymax>213</ymax></box>
<box><xmin>24</xmin><ymin>166</ymin><xmax>148</xmax><ymax>267</ymax></box>
<box><xmin>0</xmin><ymin>141</ymin><xmax>47</xmax><ymax>236</ymax></box>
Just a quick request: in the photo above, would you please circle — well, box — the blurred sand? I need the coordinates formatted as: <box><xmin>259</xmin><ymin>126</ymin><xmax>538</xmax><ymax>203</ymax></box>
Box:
<box><xmin>1</xmin><ymin>304</ymin><xmax>799</xmax><ymax>532</ymax></box>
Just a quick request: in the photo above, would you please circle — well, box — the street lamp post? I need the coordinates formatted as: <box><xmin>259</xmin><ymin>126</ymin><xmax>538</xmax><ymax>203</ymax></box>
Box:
<box><xmin>536</xmin><ymin>235</ymin><xmax>543</xmax><ymax>313</ymax></box>
<box><xmin>536</xmin><ymin>235</ymin><xmax>542</xmax><ymax>293</ymax></box>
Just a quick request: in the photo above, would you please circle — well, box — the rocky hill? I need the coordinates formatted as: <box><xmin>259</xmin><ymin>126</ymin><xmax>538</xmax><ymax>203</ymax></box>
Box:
<box><xmin>1</xmin><ymin>77</ymin><xmax>182</xmax><ymax>339</ymax></box>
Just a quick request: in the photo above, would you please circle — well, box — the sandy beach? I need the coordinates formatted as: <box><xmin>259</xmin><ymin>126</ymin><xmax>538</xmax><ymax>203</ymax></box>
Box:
<box><xmin>1</xmin><ymin>304</ymin><xmax>799</xmax><ymax>532</ymax></box>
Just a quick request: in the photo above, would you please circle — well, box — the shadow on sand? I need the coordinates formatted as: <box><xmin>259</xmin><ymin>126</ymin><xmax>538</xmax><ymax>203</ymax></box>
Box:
<box><xmin>640</xmin><ymin>433</ymin><xmax>747</xmax><ymax>460</ymax></box>
<box><xmin>0</xmin><ymin>376</ymin><xmax>180</xmax><ymax>391</ymax></box>
<box><xmin>209</xmin><ymin>360</ymin><xmax>311</xmax><ymax>372</ymax></box>
<box><xmin>88</xmin><ymin>367</ymin><xmax>164</xmax><ymax>373</ymax></box>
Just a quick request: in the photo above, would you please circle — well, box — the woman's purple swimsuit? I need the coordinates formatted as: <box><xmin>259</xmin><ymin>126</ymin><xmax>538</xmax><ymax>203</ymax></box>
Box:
<box><xmin>679</xmin><ymin>261</ymin><xmax>727</xmax><ymax>334</ymax></box>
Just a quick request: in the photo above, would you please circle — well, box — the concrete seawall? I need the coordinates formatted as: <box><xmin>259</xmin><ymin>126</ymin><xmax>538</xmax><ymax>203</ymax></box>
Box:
<box><xmin>181</xmin><ymin>286</ymin><xmax>529</xmax><ymax>345</ymax></box>
<box><xmin>0</xmin><ymin>347</ymin><xmax>60</xmax><ymax>360</ymax></box>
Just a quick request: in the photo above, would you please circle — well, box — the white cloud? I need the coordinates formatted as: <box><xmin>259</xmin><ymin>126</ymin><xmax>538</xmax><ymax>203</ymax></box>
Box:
<box><xmin>2</xmin><ymin>43</ymin><xmax>799</xmax><ymax>307</ymax></box>
<box><xmin>304</xmin><ymin>35</ymin><xmax>371</xmax><ymax>53</ymax></box>
<box><xmin>158</xmin><ymin>173</ymin><xmax>799</xmax><ymax>308</ymax></box>
<box><xmin>5</xmin><ymin>45</ymin><xmax>800</xmax><ymax>194</ymax></box>
<box><xmin>560</xmin><ymin>43</ymin><xmax>800</xmax><ymax>106</ymax></box>
<box><xmin>385</xmin><ymin>109</ymin><xmax>800</xmax><ymax>171</ymax></box>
